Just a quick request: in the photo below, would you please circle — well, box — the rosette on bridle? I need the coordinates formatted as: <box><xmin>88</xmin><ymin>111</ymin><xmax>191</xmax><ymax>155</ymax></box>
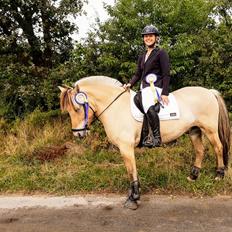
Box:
<box><xmin>72</xmin><ymin>92</ymin><xmax>90</xmax><ymax>132</ymax></box>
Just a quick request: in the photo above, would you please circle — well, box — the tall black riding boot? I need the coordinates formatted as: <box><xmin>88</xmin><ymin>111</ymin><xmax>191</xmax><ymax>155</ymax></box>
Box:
<box><xmin>142</xmin><ymin>104</ymin><xmax>161</xmax><ymax>147</ymax></box>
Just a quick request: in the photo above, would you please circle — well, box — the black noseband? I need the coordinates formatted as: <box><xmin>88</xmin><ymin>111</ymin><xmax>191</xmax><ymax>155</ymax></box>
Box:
<box><xmin>72</xmin><ymin>127</ymin><xmax>89</xmax><ymax>132</ymax></box>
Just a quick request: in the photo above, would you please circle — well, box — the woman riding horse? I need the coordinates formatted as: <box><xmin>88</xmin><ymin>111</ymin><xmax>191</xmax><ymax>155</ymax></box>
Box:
<box><xmin>124</xmin><ymin>25</ymin><xmax>170</xmax><ymax>148</ymax></box>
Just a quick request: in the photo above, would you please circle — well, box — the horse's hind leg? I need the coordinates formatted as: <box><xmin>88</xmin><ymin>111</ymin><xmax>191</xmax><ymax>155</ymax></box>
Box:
<box><xmin>204</xmin><ymin>130</ymin><xmax>225</xmax><ymax>180</ymax></box>
<box><xmin>187</xmin><ymin>127</ymin><xmax>204</xmax><ymax>181</ymax></box>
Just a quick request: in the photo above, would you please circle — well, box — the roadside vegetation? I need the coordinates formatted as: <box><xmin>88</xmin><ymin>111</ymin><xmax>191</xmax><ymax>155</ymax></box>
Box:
<box><xmin>0</xmin><ymin>110</ymin><xmax>231</xmax><ymax>196</ymax></box>
<box><xmin>0</xmin><ymin>0</ymin><xmax>231</xmax><ymax>195</ymax></box>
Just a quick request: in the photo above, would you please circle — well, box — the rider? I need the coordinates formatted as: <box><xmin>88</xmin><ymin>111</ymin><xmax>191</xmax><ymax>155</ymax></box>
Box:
<box><xmin>123</xmin><ymin>25</ymin><xmax>170</xmax><ymax>147</ymax></box>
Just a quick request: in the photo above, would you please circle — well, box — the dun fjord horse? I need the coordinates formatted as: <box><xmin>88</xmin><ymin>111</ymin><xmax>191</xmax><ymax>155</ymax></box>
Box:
<box><xmin>59</xmin><ymin>76</ymin><xmax>230</xmax><ymax>210</ymax></box>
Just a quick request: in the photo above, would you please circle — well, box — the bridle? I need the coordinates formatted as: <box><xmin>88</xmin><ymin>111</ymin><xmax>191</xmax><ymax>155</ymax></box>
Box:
<box><xmin>71</xmin><ymin>91</ymin><xmax>94</xmax><ymax>132</ymax></box>
<box><xmin>71</xmin><ymin>88</ymin><xmax>127</xmax><ymax>133</ymax></box>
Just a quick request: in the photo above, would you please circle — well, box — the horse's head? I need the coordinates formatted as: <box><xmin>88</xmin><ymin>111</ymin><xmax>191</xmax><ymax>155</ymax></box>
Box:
<box><xmin>59</xmin><ymin>85</ymin><xmax>95</xmax><ymax>138</ymax></box>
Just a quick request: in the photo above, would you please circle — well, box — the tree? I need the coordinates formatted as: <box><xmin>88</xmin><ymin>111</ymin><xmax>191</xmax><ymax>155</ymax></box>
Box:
<box><xmin>0</xmin><ymin>0</ymin><xmax>87</xmax><ymax>119</ymax></box>
<box><xmin>191</xmin><ymin>0</ymin><xmax>232</xmax><ymax>108</ymax></box>
<box><xmin>0</xmin><ymin>0</ymin><xmax>87</xmax><ymax>67</ymax></box>
<box><xmin>1</xmin><ymin>0</ymin><xmax>231</xmax><ymax>119</ymax></box>
<box><xmin>70</xmin><ymin>0</ymin><xmax>231</xmax><ymax>109</ymax></box>
<box><xmin>71</xmin><ymin>0</ymin><xmax>213</xmax><ymax>84</ymax></box>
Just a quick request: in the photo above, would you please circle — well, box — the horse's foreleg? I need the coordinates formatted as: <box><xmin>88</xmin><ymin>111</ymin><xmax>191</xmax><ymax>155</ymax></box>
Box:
<box><xmin>119</xmin><ymin>144</ymin><xmax>140</xmax><ymax>210</ymax></box>
<box><xmin>188</xmin><ymin>127</ymin><xmax>204</xmax><ymax>181</ymax></box>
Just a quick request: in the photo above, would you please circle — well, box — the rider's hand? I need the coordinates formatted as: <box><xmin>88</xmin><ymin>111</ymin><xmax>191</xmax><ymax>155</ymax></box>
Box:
<box><xmin>123</xmin><ymin>83</ymin><xmax>131</xmax><ymax>90</ymax></box>
<box><xmin>161</xmin><ymin>95</ymin><xmax>169</xmax><ymax>105</ymax></box>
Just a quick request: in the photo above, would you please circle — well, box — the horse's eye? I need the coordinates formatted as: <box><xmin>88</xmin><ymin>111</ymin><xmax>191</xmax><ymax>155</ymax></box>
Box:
<box><xmin>74</xmin><ymin>105</ymin><xmax>81</xmax><ymax>112</ymax></box>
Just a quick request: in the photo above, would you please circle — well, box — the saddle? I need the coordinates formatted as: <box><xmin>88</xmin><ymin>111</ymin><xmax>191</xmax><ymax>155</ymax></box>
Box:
<box><xmin>131</xmin><ymin>89</ymin><xmax>180</xmax><ymax>147</ymax></box>
<box><xmin>130</xmin><ymin>88</ymin><xmax>180</xmax><ymax>121</ymax></box>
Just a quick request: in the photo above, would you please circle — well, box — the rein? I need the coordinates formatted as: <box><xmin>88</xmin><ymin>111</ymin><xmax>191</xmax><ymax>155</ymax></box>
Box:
<box><xmin>96</xmin><ymin>89</ymin><xmax>127</xmax><ymax>118</ymax></box>
<box><xmin>71</xmin><ymin>88</ymin><xmax>127</xmax><ymax>132</ymax></box>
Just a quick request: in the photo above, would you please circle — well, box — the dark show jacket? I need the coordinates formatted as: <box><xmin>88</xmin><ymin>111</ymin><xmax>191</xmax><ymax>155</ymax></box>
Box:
<box><xmin>129</xmin><ymin>47</ymin><xmax>170</xmax><ymax>96</ymax></box>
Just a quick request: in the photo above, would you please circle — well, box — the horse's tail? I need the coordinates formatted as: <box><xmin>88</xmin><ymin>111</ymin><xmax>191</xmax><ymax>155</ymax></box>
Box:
<box><xmin>210</xmin><ymin>89</ymin><xmax>231</xmax><ymax>168</ymax></box>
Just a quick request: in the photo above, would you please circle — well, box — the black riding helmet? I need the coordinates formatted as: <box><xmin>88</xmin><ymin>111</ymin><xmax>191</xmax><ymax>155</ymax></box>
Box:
<box><xmin>141</xmin><ymin>25</ymin><xmax>160</xmax><ymax>36</ymax></box>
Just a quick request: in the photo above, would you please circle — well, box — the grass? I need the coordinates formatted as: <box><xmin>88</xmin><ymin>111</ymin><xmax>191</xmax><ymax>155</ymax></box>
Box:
<box><xmin>0</xmin><ymin>109</ymin><xmax>231</xmax><ymax>196</ymax></box>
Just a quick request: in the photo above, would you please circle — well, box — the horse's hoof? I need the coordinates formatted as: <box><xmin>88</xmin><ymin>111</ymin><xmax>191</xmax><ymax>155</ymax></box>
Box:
<box><xmin>188</xmin><ymin>166</ymin><xmax>200</xmax><ymax>181</ymax></box>
<box><xmin>215</xmin><ymin>168</ymin><xmax>225</xmax><ymax>180</ymax></box>
<box><xmin>124</xmin><ymin>198</ymin><xmax>138</xmax><ymax>210</ymax></box>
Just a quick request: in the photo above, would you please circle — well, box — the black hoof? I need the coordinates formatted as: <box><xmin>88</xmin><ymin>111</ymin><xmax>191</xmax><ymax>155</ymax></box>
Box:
<box><xmin>215</xmin><ymin>167</ymin><xmax>225</xmax><ymax>180</ymax></box>
<box><xmin>124</xmin><ymin>198</ymin><xmax>138</xmax><ymax>210</ymax></box>
<box><xmin>188</xmin><ymin>166</ymin><xmax>200</xmax><ymax>181</ymax></box>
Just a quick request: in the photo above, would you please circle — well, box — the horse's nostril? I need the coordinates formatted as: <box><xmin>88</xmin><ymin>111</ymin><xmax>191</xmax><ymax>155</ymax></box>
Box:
<box><xmin>73</xmin><ymin>131</ymin><xmax>87</xmax><ymax>138</ymax></box>
<box><xmin>78</xmin><ymin>133</ymin><xmax>82</xmax><ymax>138</ymax></box>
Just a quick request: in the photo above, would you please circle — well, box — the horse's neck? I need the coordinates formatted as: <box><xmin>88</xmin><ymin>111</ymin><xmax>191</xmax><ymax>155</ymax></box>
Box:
<box><xmin>86</xmin><ymin>85</ymin><xmax>123</xmax><ymax>113</ymax></box>
<box><xmin>87</xmin><ymin>86</ymin><xmax>142</xmax><ymax>146</ymax></box>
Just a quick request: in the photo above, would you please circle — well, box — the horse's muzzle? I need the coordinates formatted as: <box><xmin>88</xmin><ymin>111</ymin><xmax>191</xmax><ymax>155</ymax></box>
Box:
<box><xmin>73</xmin><ymin>130</ymin><xmax>89</xmax><ymax>138</ymax></box>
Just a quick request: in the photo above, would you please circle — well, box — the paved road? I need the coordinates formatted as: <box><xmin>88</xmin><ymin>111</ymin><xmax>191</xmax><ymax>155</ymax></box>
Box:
<box><xmin>0</xmin><ymin>195</ymin><xmax>232</xmax><ymax>232</ymax></box>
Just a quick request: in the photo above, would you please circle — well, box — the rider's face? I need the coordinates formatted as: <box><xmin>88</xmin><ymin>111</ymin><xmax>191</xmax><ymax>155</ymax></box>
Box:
<box><xmin>143</xmin><ymin>34</ymin><xmax>156</xmax><ymax>47</ymax></box>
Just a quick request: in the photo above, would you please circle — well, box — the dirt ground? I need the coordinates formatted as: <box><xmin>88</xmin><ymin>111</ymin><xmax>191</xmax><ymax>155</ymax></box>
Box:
<box><xmin>0</xmin><ymin>194</ymin><xmax>232</xmax><ymax>232</ymax></box>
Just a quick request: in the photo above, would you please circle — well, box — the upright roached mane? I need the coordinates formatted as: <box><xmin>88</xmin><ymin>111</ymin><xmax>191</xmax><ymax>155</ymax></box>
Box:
<box><xmin>60</xmin><ymin>76</ymin><xmax>123</xmax><ymax>112</ymax></box>
<box><xmin>75</xmin><ymin>76</ymin><xmax>123</xmax><ymax>88</ymax></box>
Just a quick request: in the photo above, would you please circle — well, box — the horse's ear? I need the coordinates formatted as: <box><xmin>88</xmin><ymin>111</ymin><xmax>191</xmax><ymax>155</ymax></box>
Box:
<box><xmin>74</xmin><ymin>84</ymin><xmax>80</xmax><ymax>93</ymax></box>
<box><xmin>58</xmin><ymin>86</ymin><xmax>67</xmax><ymax>92</ymax></box>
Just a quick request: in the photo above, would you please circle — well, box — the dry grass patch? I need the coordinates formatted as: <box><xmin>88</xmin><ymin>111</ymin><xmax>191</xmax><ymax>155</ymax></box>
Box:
<box><xmin>0</xmin><ymin>110</ymin><xmax>231</xmax><ymax>195</ymax></box>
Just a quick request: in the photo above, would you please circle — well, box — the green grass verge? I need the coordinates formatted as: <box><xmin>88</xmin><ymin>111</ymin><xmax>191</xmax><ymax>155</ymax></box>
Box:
<box><xmin>0</xmin><ymin>109</ymin><xmax>231</xmax><ymax>196</ymax></box>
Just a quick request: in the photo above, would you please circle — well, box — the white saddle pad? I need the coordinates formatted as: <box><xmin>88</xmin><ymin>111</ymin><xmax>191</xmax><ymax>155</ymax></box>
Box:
<box><xmin>130</xmin><ymin>87</ymin><xmax>180</xmax><ymax>122</ymax></box>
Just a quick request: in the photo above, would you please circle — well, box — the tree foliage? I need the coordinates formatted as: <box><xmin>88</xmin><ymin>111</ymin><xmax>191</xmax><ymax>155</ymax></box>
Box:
<box><xmin>0</xmin><ymin>0</ymin><xmax>86</xmax><ymax>67</ymax></box>
<box><xmin>0</xmin><ymin>0</ymin><xmax>86</xmax><ymax>118</ymax></box>
<box><xmin>70</xmin><ymin>0</ymin><xmax>231</xmax><ymax>107</ymax></box>
<box><xmin>0</xmin><ymin>0</ymin><xmax>231</xmax><ymax>119</ymax></box>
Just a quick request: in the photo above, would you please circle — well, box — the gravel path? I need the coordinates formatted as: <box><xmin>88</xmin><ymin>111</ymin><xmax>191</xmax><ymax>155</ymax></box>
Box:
<box><xmin>0</xmin><ymin>194</ymin><xmax>232</xmax><ymax>232</ymax></box>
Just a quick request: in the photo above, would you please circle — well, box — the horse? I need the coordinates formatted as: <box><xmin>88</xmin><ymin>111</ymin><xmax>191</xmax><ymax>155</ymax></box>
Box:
<box><xmin>59</xmin><ymin>75</ymin><xmax>231</xmax><ymax>210</ymax></box>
